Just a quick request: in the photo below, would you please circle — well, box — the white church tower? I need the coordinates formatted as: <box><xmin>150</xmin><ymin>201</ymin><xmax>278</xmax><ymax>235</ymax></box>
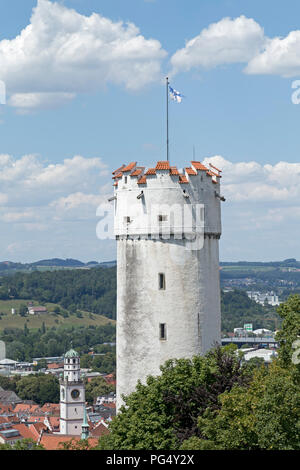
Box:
<box><xmin>60</xmin><ymin>348</ymin><xmax>86</xmax><ymax>435</ymax></box>
<box><xmin>112</xmin><ymin>160</ymin><xmax>224</xmax><ymax>409</ymax></box>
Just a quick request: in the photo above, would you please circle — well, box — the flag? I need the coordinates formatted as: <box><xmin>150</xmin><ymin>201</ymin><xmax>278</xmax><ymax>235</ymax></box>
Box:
<box><xmin>168</xmin><ymin>85</ymin><xmax>184</xmax><ymax>103</ymax></box>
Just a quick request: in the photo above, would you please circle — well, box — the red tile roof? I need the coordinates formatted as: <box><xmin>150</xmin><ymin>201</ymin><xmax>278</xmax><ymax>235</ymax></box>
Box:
<box><xmin>137</xmin><ymin>176</ymin><xmax>147</xmax><ymax>185</ymax></box>
<box><xmin>191</xmin><ymin>161</ymin><xmax>209</xmax><ymax>171</ymax></box>
<box><xmin>210</xmin><ymin>170</ymin><xmax>219</xmax><ymax>177</ymax></box>
<box><xmin>155</xmin><ymin>161</ymin><xmax>170</xmax><ymax>170</ymax></box>
<box><xmin>185</xmin><ymin>167</ymin><xmax>197</xmax><ymax>175</ymax></box>
<box><xmin>179</xmin><ymin>175</ymin><xmax>189</xmax><ymax>184</ymax></box>
<box><xmin>112</xmin><ymin>172</ymin><xmax>123</xmax><ymax>179</ymax></box>
<box><xmin>40</xmin><ymin>434</ymin><xmax>98</xmax><ymax>451</ymax></box>
<box><xmin>29</xmin><ymin>423</ymin><xmax>47</xmax><ymax>441</ymax></box>
<box><xmin>14</xmin><ymin>404</ymin><xmax>32</xmax><ymax>413</ymax></box>
<box><xmin>13</xmin><ymin>423</ymin><xmax>36</xmax><ymax>440</ymax></box>
<box><xmin>145</xmin><ymin>168</ymin><xmax>156</xmax><ymax>175</ymax></box>
<box><xmin>0</xmin><ymin>416</ymin><xmax>10</xmax><ymax>424</ymax></box>
<box><xmin>209</xmin><ymin>163</ymin><xmax>222</xmax><ymax>173</ymax></box>
<box><xmin>170</xmin><ymin>166</ymin><xmax>179</xmax><ymax>176</ymax></box>
<box><xmin>130</xmin><ymin>168</ymin><xmax>144</xmax><ymax>177</ymax></box>
<box><xmin>112</xmin><ymin>165</ymin><xmax>125</xmax><ymax>175</ymax></box>
<box><xmin>103</xmin><ymin>374</ymin><xmax>116</xmax><ymax>386</ymax></box>
<box><xmin>90</xmin><ymin>422</ymin><xmax>109</xmax><ymax>438</ymax></box>
<box><xmin>122</xmin><ymin>162</ymin><xmax>137</xmax><ymax>172</ymax></box>
<box><xmin>40</xmin><ymin>403</ymin><xmax>60</xmax><ymax>413</ymax></box>
<box><xmin>47</xmin><ymin>363</ymin><xmax>63</xmax><ymax>370</ymax></box>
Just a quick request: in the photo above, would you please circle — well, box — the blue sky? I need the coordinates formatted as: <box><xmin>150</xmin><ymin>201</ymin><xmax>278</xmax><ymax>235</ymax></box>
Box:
<box><xmin>0</xmin><ymin>0</ymin><xmax>300</xmax><ymax>262</ymax></box>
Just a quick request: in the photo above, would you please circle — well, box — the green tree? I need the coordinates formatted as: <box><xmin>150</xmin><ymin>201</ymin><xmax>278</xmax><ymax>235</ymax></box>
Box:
<box><xmin>276</xmin><ymin>294</ymin><xmax>300</xmax><ymax>369</ymax></box>
<box><xmin>85</xmin><ymin>376</ymin><xmax>115</xmax><ymax>405</ymax></box>
<box><xmin>97</xmin><ymin>347</ymin><xmax>250</xmax><ymax>450</ymax></box>
<box><xmin>19</xmin><ymin>304</ymin><xmax>28</xmax><ymax>317</ymax></box>
<box><xmin>16</xmin><ymin>374</ymin><xmax>59</xmax><ymax>405</ymax></box>
<box><xmin>182</xmin><ymin>362</ymin><xmax>300</xmax><ymax>450</ymax></box>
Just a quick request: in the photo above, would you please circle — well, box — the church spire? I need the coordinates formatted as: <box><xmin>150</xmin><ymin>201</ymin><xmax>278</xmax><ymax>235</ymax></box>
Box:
<box><xmin>81</xmin><ymin>406</ymin><xmax>89</xmax><ymax>440</ymax></box>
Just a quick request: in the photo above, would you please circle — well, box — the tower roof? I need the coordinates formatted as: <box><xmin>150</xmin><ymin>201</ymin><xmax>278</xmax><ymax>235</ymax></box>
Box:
<box><xmin>64</xmin><ymin>348</ymin><xmax>79</xmax><ymax>358</ymax></box>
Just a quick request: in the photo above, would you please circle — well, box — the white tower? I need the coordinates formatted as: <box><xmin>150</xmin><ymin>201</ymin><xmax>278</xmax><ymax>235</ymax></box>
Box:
<box><xmin>60</xmin><ymin>348</ymin><xmax>86</xmax><ymax>435</ymax></box>
<box><xmin>112</xmin><ymin>160</ymin><xmax>223</xmax><ymax>409</ymax></box>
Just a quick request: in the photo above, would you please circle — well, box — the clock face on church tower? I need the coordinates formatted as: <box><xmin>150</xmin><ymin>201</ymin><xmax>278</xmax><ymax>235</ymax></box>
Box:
<box><xmin>71</xmin><ymin>389</ymin><xmax>80</xmax><ymax>399</ymax></box>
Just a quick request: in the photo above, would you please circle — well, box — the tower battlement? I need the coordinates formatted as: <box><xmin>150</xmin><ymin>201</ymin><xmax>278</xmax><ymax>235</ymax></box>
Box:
<box><xmin>112</xmin><ymin>160</ymin><xmax>223</xmax><ymax>239</ymax></box>
<box><xmin>112</xmin><ymin>160</ymin><xmax>221</xmax><ymax>189</ymax></box>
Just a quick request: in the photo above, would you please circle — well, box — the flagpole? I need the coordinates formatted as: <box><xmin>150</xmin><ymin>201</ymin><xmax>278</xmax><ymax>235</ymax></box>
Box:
<box><xmin>166</xmin><ymin>76</ymin><xmax>169</xmax><ymax>162</ymax></box>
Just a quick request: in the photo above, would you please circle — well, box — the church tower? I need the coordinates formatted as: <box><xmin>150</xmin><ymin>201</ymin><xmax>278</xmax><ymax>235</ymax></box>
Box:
<box><xmin>60</xmin><ymin>348</ymin><xmax>86</xmax><ymax>435</ymax></box>
<box><xmin>112</xmin><ymin>160</ymin><xmax>224</xmax><ymax>409</ymax></box>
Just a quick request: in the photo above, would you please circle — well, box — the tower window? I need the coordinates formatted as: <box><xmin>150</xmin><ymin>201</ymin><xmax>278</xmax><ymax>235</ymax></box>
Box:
<box><xmin>158</xmin><ymin>273</ymin><xmax>165</xmax><ymax>290</ymax></box>
<box><xmin>159</xmin><ymin>323</ymin><xmax>167</xmax><ymax>340</ymax></box>
<box><xmin>124</xmin><ymin>216</ymin><xmax>131</xmax><ymax>224</ymax></box>
<box><xmin>158</xmin><ymin>214</ymin><xmax>167</xmax><ymax>222</ymax></box>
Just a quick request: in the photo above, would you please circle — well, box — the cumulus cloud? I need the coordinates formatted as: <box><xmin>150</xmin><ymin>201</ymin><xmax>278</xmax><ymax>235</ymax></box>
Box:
<box><xmin>203</xmin><ymin>155</ymin><xmax>300</xmax><ymax>203</ymax></box>
<box><xmin>0</xmin><ymin>0</ymin><xmax>166</xmax><ymax>110</ymax></box>
<box><xmin>170</xmin><ymin>16</ymin><xmax>265</xmax><ymax>74</ymax></box>
<box><xmin>245</xmin><ymin>30</ymin><xmax>300</xmax><ymax>77</ymax></box>
<box><xmin>0</xmin><ymin>154</ymin><xmax>108</xmax><ymax>195</ymax></box>
<box><xmin>8</xmin><ymin>92</ymin><xmax>76</xmax><ymax>113</ymax></box>
<box><xmin>170</xmin><ymin>15</ymin><xmax>300</xmax><ymax>80</ymax></box>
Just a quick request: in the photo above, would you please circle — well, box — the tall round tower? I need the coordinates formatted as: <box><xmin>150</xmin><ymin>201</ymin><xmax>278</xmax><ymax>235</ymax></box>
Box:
<box><xmin>112</xmin><ymin>160</ymin><xmax>224</xmax><ymax>409</ymax></box>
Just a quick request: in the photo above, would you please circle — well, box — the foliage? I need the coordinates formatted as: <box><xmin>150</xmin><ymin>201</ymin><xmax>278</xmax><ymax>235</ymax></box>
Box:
<box><xmin>0</xmin><ymin>324</ymin><xmax>115</xmax><ymax>361</ymax></box>
<box><xmin>97</xmin><ymin>295</ymin><xmax>300</xmax><ymax>451</ymax></box>
<box><xmin>58</xmin><ymin>438</ymin><xmax>96</xmax><ymax>450</ymax></box>
<box><xmin>0</xmin><ymin>439</ymin><xmax>45</xmax><ymax>450</ymax></box>
<box><xmin>221</xmin><ymin>289</ymin><xmax>280</xmax><ymax>333</ymax></box>
<box><xmin>0</xmin><ymin>266</ymin><xmax>116</xmax><ymax>319</ymax></box>
<box><xmin>81</xmin><ymin>349</ymin><xmax>116</xmax><ymax>375</ymax></box>
<box><xmin>181</xmin><ymin>362</ymin><xmax>300</xmax><ymax>450</ymax></box>
<box><xmin>276</xmin><ymin>294</ymin><xmax>300</xmax><ymax>369</ymax></box>
<box><xmin>15</xmin><ymin>374</ymin><xmax>59</xmax><ymax>405</ymax></box>
<box><xmin>85</xmin><ymin>376</ymin><xmax>115</xmax><ymax>405</ymax></box>
<box><xmin>97</xmin><ymin>347</ymin><xmax>252</xmax><ymax>450</ymax></box>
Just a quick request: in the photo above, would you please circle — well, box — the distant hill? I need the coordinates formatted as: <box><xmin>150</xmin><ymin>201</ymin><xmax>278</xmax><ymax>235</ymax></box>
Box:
<box><xmin>31</xmin><ymin>258</ymin><xmax>85</xmax><ymax>267</ymax></box>
<box><xmin>0</xmin><ymin>258</ymin><xmax>117</xmax><ymax>275</ymax></box>
<box><xmin>220</xmin><ymin>258</ymin><xmax>300</xmax><ymax>268</ymax></box>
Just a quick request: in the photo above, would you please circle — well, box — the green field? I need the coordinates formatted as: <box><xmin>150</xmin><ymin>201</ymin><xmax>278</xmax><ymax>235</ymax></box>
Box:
<box><xmin>0</xmin><ymin>299</ymin><xmax>114</xmax><ymax>331</ymax></box>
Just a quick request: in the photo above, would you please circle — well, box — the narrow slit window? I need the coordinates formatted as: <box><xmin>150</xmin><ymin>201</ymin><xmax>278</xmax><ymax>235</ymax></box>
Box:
<box><xmin>124</xmin><ymin>176</ymin><xmax>128</xmax><ymax>184</ymax></box>
<box><xmin>159</xmin><ymin>273</ymin><xmax>165</xmax><ymax>290</ymax></box>
<box><xmin>159</xmin><ymin>323</ymin><xmax>167</xmax><ymax>340</ymax></box>
<box><xmin>124</xmin><ymin>216</ymin><xmax>131</xmax><ymax>224</ymax></box>
<box><xmin>158</xmin><ymin>214</ymin><xmax>168</xmax><ymax>222</ymax></box>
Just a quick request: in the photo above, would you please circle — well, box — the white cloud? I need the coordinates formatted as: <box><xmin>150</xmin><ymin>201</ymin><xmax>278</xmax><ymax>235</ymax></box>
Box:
<box><xmin>170</xmin><ymin>16</ymin><xmax>265</xmax><ymax>74</ymax></box>
<box><xmin>0</xmin><ymin>0</ymin><xmax>166</xmax><ymax>111</ymax></box>
<box><xmin>203</xmin><ymin>155</ymin><xmax>300</xmax><ymax>203</ymax></box>
<box><xmin>50</xmin><ymin>192</ymin><xmax>105</xmax><ymax>211</ymax></box>
<box><xmin>0</xmin><ymin>154</ymin><xmax>108</xmax><ymax>195</ymax></box>
<box><xmin>8</xmin><ymin>92</ymin><xmax>76</xmax><ymax>113</ymax></box>
<box><xmin>245</xmin><ymin>30</ymin><xmax>300</xmax><ymax>77</ymax></box>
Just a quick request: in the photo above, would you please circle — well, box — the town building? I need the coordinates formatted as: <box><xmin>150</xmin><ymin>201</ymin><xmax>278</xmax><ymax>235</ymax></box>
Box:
<box><xmin>59</xmin><ymin>348</ymin><xmax>86</xmax><ymax>436</ymax></box>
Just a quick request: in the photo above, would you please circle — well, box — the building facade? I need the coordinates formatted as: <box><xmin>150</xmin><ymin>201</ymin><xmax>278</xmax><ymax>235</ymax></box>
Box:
<box><xmin>112</xmin><ymin>160</ymin><xmax>223</xmax><ymax>409</ymax></box>
<box><xmin>59</xmin><ymin>348</ymin><xmax>85</xmax><ymax>436</ymax></box>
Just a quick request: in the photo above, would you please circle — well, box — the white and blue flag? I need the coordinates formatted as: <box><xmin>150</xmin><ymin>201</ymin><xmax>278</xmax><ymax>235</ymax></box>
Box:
<box><xmin>168</xmin><ymin>85</ymin><xmax>184</xmax><ymax>103</ymax></box>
